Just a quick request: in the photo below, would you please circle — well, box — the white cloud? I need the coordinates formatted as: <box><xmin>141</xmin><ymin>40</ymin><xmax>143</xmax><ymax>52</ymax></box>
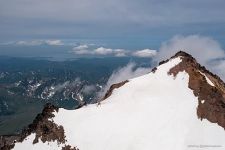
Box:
<box><xmin>132</xmin><ymin>49</ymin><xmax>157</xmax><ymax>58</ymax></box>
<box><xmin>96</xmin><ymin>35</ymin><xmax>225</xmax><ymax>100</ymax></box>
<box><xmin>97</xmin><ymin>62</ymin><xmax>151</xmax><ymax>99</ymax></box>
<box><xmin>73</xmin><ymin>45</ymin><xmax>115</xmax><ymax>55</ymax></box>
<box><xmin>52</xmin><ymin>78</ymin><xmax>81</xmax><ymax>92</ymax></box>
<box><xmin>16</xmin><ymin>40</ymin><xmax>43</xmax><ymax>46</ymax></box>
<box><xmin>72</xmin><ymin>45</ymin><xmax>158</xmax><ymax>58</ymax></box>
<box><xmin>15</xmin><ymin>39</ymin><xmax>64</xmax><ymax>46</ymax></box>
<box><xmin>157</xmin><ymin>35</ymin><xmax>225</xmax><ymax>64</ymax></box>
<box><xmin>72</xmin><ymin>44</ymin><xmax>91</xmax><ymax>54</ymax></box>
<box><xmin>72</xmin><ymin>46</ymin><xmax>127</xmax><ymax>56</ymax></box>
<box><xmin>45</xmin><ymin>40</ymin><xmax>63</xmax><ymax>46</ymax></box>
<box><xmin>94</xmin><ymin>47</ymin><xmax>113</xmax><ymax>55</ymax></box>
<box><xmin>208</xmin><ymin>59</ymin><xmax>225</xmax><ymax>81</ymax></box>
<box><xmin>114</xmin><ymin>49</ymin><xmax>127</xmax><ymax>57</ymax></box>
<box><xmin>53</xmin><ymin>81</ymin><xmax>70</xmax><ymax>92</ymax></box>
<box><xmin>156</xmin><ymin>35</ymin><xmax>225</xmax><ymax>80</ymax></box>
<box><xmin>82</xmin><ymin>85</ymin><xmax>97</xmax><ymax>95</ymax></box>
<box><xmin>73</xmin><ymin>44</ymin><xmax>89</xmax><ymax>51</ymax></box>
<box><xmin>93</xmin><ymin>47</ymin><xmax>128</xmax><ymax>56</ymax></box>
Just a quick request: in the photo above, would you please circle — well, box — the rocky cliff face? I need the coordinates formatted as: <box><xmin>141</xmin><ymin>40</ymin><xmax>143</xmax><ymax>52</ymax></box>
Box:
<box><xmin>168</xmin><ymin>51</ymin><xmax>225</xmax><ymax>129</ymax></box>
<box><xmin>0</xmin><ymin>104</ymin><xmax>78</xmax><ymax>150</ymax></box>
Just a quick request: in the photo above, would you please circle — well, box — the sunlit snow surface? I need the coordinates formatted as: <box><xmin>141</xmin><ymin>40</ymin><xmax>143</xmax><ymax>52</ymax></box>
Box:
<box><xmin>13</xmin><ymin>134</ymin><xmax>65</xmax><ymax>149</ymax></box>
<box><xmin>14</xmin><ymin>57</ymin><xmax>225</xmax><ymax>150</ymax></box>
<box><xmin>199</xmin><ymin>71</ymin><xmax>215</xmax><ymax>86</ymax></box>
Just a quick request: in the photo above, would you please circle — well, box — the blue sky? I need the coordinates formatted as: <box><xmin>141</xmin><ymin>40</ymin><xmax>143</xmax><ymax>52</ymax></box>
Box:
<box><xmin>0</xmin><ymin>0</ymin><xmax>225</xmax><ymax>59</ymax></box>
<box><xmin>0</xmin><ymin>0</ymin><xmax>225</xmax><ymax>40</ymax></box>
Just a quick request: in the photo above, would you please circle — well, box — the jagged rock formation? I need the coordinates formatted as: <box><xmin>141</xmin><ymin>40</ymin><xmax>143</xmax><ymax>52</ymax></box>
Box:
<box><xmin>99</xmin><ymin>80</ymin><xmax>129</xmax><ymax>103</ymax></box>
<box><xmin>168</xmin><ymin>51</ymin><xmax>225</xmax><ymax>129</ymax></box>
<box><xmin>0</xmin><ymin>104</ymin><xmax>78</xmax><ymax>150</ymax></box>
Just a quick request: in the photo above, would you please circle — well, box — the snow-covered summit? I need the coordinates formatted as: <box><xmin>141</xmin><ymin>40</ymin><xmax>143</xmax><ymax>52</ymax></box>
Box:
<box><xmin>1</xmin><ymin>51</ymin><xmax>225</xmax><ymax>150</ymax></box>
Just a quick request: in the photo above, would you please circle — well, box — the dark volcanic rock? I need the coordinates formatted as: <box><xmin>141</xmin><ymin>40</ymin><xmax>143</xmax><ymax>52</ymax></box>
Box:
<box><xmin>99</xmin><ymin>80</ymin><xmax>129</xmax><ymax>103</ymax></box>
<box><xmin>0</xmin><ymin>103</ymin><xmax>78</xmax><ymax>150</ymax></box>
<box><xmin>168</xmin><ymin>51</ymin><xmax>225</xmax><ymax>129</ymax></box>
<box><xmin>62</xmin><ymin>145</ymin><xmax>79</xmax><ymax>150</ymax></box>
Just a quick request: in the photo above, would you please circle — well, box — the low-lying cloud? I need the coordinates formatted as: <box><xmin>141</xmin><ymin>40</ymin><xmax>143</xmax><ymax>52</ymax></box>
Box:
<box><xmin>94</xmin><ymin>47</ymin><xmax>113</xmax><ymax>55</ymax></box>
<box><xmin>73</xmin><ymin>44</ymin><xmax>89</xmax><ymax>51</ymax></box>
<box><xmin>132</xmin><ymin>49</ymin><xmax>157</xmax><ymax>58</ymax></box>
<box><xmin>98</xmin><ymin>35</ymin><xmax>225</xmax><ymax>100</ymax></box>
<box><xmin>72</xmin><ymin>45</ymin><xmax>127</xmax><ymax>57</ymax></box>
<box><xmin>81</xmin><ymin>85</ymin><xmax>97</xmax><ymax>95</ymax></box>
<box><xmin>156</xmin><ymin>35</ymin><xmax>225</xmax><ymax>81</ymax></box>
<box><xmin>97</xmin><ymin>62</ymin><xmax>151</xmax><ymax>99</ymax></box>
<box><xmin>72</xmin><ymin>45</ymin><xmax>156</xmax><ymax>58</ymax></box>
<box><xmin>15</xmin><ymin>39</ymin><xmax>64</xmax><ymax>46</ymax></box>
<box><xmin>52</xmin><ymin>78</ymin><xmax>81</xmax><ymax>93</ymax></box>
<box><xmin>156</xmin><ymin>35</ymin><xmax>225</xmax><ymax>64</ymax></box>
<box><xmin>45</xmin><ymin>40</ymin><xmax>63</xmax><ymax>46</ymax></box>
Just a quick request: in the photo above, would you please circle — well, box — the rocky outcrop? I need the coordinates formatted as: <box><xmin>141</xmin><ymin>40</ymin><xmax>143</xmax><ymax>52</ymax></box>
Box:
<box><xmin>0</xmin><ymin>103</ymin><xmax>78</xmax><ymax>150</ymax></box>
<box><xmin>31</xmin><ymin>104</ymin><xmax>65</xmax><ymax>145</ymax></box>
<box><xmin>168</xmin><ymin>51</ymin><xmax>225</xmax><ymax>129</ymax></box>
<box><xmin>0</xmin><ymin>135</ymin><xmax>19</xmax><ymax>150</ymax></box>
<box><xmin>62</xmin><ymin>145</ymin><xmax>79</xmax><ymax>150</ymax></box>
<box><xmin>99</xmin><ymin>80</ymin><xmax>129</xmax><ymax>104</ymax></box>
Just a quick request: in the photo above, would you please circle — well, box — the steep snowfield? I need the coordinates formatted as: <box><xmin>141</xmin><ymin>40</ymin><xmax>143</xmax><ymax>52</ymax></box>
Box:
<box><xmin>13</xmin><ymin>57</ymin><xmax>225</xmax><ymax>150</ymax></box>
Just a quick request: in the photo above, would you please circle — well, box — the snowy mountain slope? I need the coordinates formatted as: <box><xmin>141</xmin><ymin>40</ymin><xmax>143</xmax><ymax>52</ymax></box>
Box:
<box><xmin>2</xmin><ymin>51</ymin><xmax>225</xmax><ymax>150</ymax></box>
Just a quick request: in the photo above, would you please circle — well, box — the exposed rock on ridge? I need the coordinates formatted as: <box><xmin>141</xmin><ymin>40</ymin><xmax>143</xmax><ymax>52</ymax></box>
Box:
<box><xmin>168</xmin><ymin>51</ymin><xmax>225</xmax><ymax>129</ymax></box>
<box><xmin>0</xmin><ymin>103</ymin><xmax>78</xmax><ymax>150</ymax></box>
<box><xmin>99</xmin><ymin>80</ymin><xmax>129</xmax><ymax>103</ymax></box>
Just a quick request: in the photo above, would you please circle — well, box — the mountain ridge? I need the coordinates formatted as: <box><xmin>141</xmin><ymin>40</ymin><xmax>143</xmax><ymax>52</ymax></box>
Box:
<box><xmin>168</xmin><ymin>51</ymin><xmax>225</xmax><ymax>129</ymax></box>
<box><xmin>1</xmin><ymin>51</ymin><xmax>225</xmax><ymax>150</ymax></box>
